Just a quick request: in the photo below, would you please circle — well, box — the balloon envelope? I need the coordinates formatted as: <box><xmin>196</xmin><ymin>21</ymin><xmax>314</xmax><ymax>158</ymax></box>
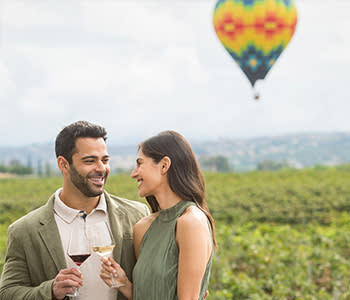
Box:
<box><xmin>213</xmin><ymin>0</ymin><xmax>298</xmax><ymax>87</ymax></box>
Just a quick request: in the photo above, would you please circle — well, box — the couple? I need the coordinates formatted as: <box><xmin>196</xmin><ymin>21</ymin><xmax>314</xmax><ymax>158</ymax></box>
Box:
<box><xmin>0</xmin><ymin>120</ymin><xmax>216</xmax><ymax>300</ymax></box>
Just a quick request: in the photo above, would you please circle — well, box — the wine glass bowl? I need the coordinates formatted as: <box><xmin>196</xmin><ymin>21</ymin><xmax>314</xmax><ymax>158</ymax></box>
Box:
<box><xmin>67</xmin><ymin>228</ymin><xmax>91</xmax><ymax>297</ymax></box>
<box><xmin>88</xmin><ymin>221</ymin><xmax>125</xmax><ymax>288</ymax></box>
<box><xmin>68</xmin><ymin>253</ymin><xmax>91</xmax><ymax>266</ymax></box>
<box><xmin>92</xmin><ymin>244</ymin><xmax>115</xmax><ymax>257</ymax></box>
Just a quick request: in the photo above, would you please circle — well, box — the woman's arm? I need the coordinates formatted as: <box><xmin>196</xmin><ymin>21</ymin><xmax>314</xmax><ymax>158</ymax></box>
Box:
<box><xmin>176</xmin><ymin>206</ymin><xmax>212</xmax><ymax>300</ymax></box>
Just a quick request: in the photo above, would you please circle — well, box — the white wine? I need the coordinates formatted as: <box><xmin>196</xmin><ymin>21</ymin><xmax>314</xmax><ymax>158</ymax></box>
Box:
<box><xmin>92</xmin><ymin>245</ymin><xmax>115</xmax><ymax>256</ymax></box>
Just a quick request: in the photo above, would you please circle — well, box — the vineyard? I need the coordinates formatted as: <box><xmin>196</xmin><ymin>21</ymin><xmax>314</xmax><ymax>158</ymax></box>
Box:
<box><xmin>1</xmin><ymin>168</ymin><xmax>350</xmax><ymax>299</ymax></box>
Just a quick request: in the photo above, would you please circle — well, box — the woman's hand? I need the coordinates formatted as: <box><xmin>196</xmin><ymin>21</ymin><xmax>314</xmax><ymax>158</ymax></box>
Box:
<box><xmin>100</xmin><ymin>257</ymin><xmax>128</xmax><ymax>287</ymax></box>
<box><xmin>100</xmin><ymin>257</ymin><xmax>133</xmax><ymax>300</ymax></box>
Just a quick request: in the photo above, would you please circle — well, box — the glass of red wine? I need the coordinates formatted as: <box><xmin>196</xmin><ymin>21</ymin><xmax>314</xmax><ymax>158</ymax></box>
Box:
<box><xmin>67</xmin><ymin>228</ymin><xmax>91</xmax><ymax>297</ymax></box>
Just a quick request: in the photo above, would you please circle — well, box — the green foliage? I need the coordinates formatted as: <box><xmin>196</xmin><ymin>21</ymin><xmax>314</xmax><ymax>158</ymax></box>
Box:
<box><xmin>336</xmin><ymin>163</ymin><xmax>350</xmax><ymax>171</ymax></box>
<box><xmin>0</xmin><ymin>160</ymin><xmax>34</xmax><ymax>175</ymax></box>
<box><xmin>205</xmin><ymin>169</ymin><xmax>350</xmax><ymax>225</ymax></box>
<box><xmin>1</xmin><ymin>170</ymin><xmax>350</xmax><ymax>299</ymax></box>
<box><xmin>210</xmin><ymin>220</ymin><xmax>350</xmax><ymax>299</ymax></box>
<box><xmin>0</xmin><ymin>224</ymin><xmax>7</xmax><ymax>272</ymax></box>
<box><xmin>0</xmin><ymin>177</ymin><xmax>62</xmax><ymax>224</ymax></box>
<box><xmin>256</xmin><ymin>160</ymin><xmax>291</xmax><ymax>171</ymax></box>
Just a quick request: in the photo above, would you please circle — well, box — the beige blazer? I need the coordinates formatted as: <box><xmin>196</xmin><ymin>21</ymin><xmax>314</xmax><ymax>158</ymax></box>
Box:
<box><xmin>0</xmin><ymin>191</ymin><xmax>149</xmax><ymax>300</ymax></box>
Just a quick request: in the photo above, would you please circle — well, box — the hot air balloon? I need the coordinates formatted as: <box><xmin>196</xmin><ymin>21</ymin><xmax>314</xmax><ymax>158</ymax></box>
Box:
<box><xmin>213</xmin><ymin>0</ymin><xmax>298</xmax><ymax>100</ymax></box>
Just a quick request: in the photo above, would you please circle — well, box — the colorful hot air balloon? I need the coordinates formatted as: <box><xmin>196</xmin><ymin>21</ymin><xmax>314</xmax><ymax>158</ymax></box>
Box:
<box><xmin>213</xmin><ymin>0</ymin><xmax>298</xmax><ymax>100</ymax></box>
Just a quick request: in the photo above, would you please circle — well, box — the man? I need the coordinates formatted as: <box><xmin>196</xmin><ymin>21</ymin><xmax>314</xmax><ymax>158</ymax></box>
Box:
<box><xmin>0</xmin><ymin>121</ymin><xmax>149</xmax><ymax>300</ymax></box>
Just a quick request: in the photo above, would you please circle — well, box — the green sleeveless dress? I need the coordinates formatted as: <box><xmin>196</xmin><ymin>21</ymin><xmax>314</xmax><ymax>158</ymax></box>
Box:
<box><xmin>132</xmin><ymin>200</ymin><xmax>212</xmax><ymax>300</ymax></box>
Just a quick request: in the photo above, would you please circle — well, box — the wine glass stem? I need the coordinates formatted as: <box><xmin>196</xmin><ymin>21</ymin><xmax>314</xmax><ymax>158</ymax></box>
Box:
<box><xmin>110</xmin><ymin>274</ymin><xmax>118</xmax><ymax>288</ymax></box>
<box><xmin>105</xmin><ymin>254</ymin><xmax>125</xmax><ymax>288</ymax></box>
<box><xmin>67</xmin><ymin>266</ymin><xmax>80</xmax><ymax>297</ymax></box>
<box><xmin>111</xmin><ymin>276</ymin><xmax>125</xmax><ymax>288</ymax></box>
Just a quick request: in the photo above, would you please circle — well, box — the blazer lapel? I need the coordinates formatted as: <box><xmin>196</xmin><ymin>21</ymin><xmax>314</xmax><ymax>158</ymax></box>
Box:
<box><xmin>38</xmin><ymin>196</ymin><xmax>67</xmax><ymax>273</ymax></box>
<box><xmin>106</xmin><ymin>193</ymin><xmax>124</xmax><ymax>264</ymax></box>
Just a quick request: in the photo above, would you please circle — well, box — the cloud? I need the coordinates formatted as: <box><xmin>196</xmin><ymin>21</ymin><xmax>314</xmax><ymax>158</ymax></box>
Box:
<box><xmin>1</xmin><ymin>0</ymin><xmax>80</xmax><ymax>28</ymax></box>
<box><xmin>80</xmin><ymin>1</ymin><xmax>197</xmax><ymax>43</ymax></box>
<box><xmin>0</xmin><ymin>0</ymin><xmax>350</xmax><ymax>146</ymax></box>
<box><xmin>296</xmin><ymin>0</ymin><xmax>350</xmax><ymax>65</ymax></box>
<box><xmin>0</xmin><ymin>63</ymin><xmax>15</xmax><ymax>102</ymax></box>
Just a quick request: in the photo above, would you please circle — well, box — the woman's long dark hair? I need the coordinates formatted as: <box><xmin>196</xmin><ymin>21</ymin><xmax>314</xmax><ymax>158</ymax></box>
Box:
<box><xmin>139</xmin><ymin>130</ymin><xmax>216</xmax><ymax>247</ymax></box>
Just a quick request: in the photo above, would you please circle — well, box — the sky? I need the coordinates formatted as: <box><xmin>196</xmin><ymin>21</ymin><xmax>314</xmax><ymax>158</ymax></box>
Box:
<box><xmin>0</xmin><ymin>0</ymin><xmax>349</xmax><ymax>147</ymax></box>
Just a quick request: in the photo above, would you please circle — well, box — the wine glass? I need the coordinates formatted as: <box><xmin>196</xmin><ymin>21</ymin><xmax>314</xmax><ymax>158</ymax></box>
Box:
<box><xmin>67</xmin><ymin>228</ymin><xmax>91</xmax><ymax>297</ymax></box>
<box><xmin>88</xmin><ymin>221</ymin><xmax>125</xmax><ymax>288</ymax></box>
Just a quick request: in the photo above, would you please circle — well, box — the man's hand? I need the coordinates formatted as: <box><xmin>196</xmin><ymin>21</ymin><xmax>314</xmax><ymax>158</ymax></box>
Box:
<box><xmin>52</xmin><ymin>268</ymin><xmax>83</xmax><ymax>299</ymax></box>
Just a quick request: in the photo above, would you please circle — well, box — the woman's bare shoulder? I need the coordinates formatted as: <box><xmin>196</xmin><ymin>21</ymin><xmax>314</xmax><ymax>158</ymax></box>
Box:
<box><xmin>134</xmin><ymin>212</ymin><xmax>159</xmax><ymax>232</ymax></box>
<box><xmin>176</xmin><ymin>204</ymin><xmax>212</xmax><ymax>252</ymax></box>
<box><xmin>178</xmin><ymin>204</ymin><xmax>208</xmax><ymax>227</ymax></box>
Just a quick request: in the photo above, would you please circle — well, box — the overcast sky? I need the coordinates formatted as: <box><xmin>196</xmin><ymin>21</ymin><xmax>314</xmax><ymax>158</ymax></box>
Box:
<box><xmin>0</xmin><ymin>0</ymin><xmax>349</xmax><ymax>147</ymax></box>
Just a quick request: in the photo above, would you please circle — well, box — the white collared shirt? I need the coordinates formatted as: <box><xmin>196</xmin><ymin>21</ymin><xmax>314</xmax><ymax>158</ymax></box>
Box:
<box><xmin>54</xmin><ymin>188</ymin><xmax>117</xmax><ymax>300</ymax></box>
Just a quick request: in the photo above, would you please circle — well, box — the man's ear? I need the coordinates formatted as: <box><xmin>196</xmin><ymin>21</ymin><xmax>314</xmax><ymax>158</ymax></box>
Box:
<box><xmin>160</xmin><ymin>156</ymin><xmax>171</xmax><ymax>175</ymax></box>
<box><xmin>57</xmin><ymin>156</ymin><xmax>69</xmax><ymax>173</ymax></box>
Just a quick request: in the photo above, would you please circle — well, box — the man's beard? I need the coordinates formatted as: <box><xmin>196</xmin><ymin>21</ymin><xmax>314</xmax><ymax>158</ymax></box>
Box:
<box><xmin>69</xmin><ymin>164</ymin><xmax>107</xmax><ymax>197</ymax></box>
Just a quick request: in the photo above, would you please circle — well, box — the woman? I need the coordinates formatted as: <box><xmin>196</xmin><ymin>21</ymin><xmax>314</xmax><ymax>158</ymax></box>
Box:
<box><xmin>100</xmin><ymin>130</ymin><xmax>216</xmax><ymax>300</ymax></box>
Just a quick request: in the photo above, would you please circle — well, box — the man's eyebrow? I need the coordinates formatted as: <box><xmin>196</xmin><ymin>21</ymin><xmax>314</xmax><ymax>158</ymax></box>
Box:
<box><xmin>81</xmin><ymin>155</ymin><xmax>110</xmax><ymax>160</ymax></box>
<box><xmin>82</xmin><ymin>155</ymin><xmax>97</xmax><ymax>160</ymax></box>
<box><xmin>136</xmin><ymin>158</ymin><xmax>143</xmax><ymax>163</ymax></box>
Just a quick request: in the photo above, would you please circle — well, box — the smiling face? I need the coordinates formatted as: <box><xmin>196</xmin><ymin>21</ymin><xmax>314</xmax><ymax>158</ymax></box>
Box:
<box><xmin>130</xmin><ymin>149</ymin><xmax>164</xmax><ymax>198</ymax></box>
<box><xmin>68</xmin><ymin>137</ymin><xmax>110</xmax><ymax>197</ymax></box>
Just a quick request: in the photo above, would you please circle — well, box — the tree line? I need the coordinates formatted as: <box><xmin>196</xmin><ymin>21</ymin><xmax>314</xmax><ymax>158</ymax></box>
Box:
<box><xmin>0</xmin><ymin>160</ymin><xmax>33</xmax><ymax>175</ymax></box>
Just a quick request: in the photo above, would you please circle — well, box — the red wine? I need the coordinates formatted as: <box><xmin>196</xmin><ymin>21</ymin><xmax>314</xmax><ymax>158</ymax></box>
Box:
<box><xmin>69</xmin><ymin>254</ymin><xmax>91</xmax><ymax>266</ymax></box>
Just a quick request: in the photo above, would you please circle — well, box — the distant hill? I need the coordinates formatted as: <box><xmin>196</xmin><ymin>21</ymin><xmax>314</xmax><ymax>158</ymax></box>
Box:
<box><xmin>191</xmin><ymin>132</ymin><xmax>350</xmax><ymax>171</ymax></box>
<box><xmin>1</xmin><ymin>132</ymin><xmax>350</xmax><ymax>172</ymax></box>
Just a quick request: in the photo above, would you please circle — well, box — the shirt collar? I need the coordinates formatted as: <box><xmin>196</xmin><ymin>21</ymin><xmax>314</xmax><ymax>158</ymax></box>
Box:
<box><xmin>54</xmin><ymin>188</ymin><xmax>107</xmax><ymax>224</ymax></box>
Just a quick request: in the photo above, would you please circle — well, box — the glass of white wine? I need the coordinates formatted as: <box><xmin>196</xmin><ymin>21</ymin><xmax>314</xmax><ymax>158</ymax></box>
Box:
<box><xmin>88</xmin><ymin>221</ymin><xmax>125</xmax><ymax>288</ymax></box>
<box><xmin>67</xmin><ymin>228</ymin><xmax>91</xmax><ymax>297</ymax></box>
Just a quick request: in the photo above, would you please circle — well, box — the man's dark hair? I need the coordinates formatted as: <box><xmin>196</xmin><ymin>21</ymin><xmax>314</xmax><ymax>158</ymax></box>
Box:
<box><xmin>55</xmin><ymin>120</ymin><xmax>107</xmax><ymax>164</ymax></box>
